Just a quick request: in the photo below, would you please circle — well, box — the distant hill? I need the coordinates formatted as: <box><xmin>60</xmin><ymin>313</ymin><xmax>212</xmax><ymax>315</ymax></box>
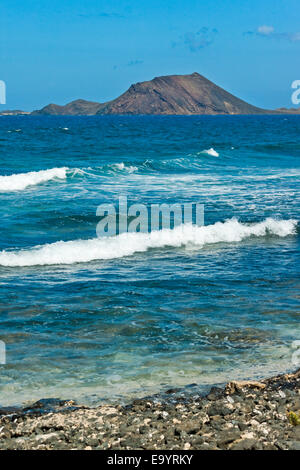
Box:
<box><xmin>31</xmin><ymin>99</ymin><xmax>102</xmax><ymax>116</ymax></box>
<box><xmin>30</xmin><ymin>73</ymin><xmax>299</xmax><ymax>116</ymax></box>
<box><xmin>274</xmin><ymin>107</ymin><xmax>300</xmax><ymax>114</ymax></box>
<box><xmin>0</xmin><ymin>110</ymin><xmax>30</xmax><ymax>116</ymax></box>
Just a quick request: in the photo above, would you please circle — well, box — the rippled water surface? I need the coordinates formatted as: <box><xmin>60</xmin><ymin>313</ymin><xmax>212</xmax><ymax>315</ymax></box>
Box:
<box><xmin>0</xmin><ymin>115</ymin><xmax>299</xmax><ymax>406</ymax></box>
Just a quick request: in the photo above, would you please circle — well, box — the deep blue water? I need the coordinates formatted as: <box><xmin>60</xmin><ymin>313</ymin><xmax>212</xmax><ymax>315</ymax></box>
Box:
<box><xmin>0</xmin><ymin>115</ymin><xmax>299</xmax><ymax>406</ymax></box>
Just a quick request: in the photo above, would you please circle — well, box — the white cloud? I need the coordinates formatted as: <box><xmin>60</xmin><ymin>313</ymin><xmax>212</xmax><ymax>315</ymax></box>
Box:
<box><xmin>257</xmin><ymin>25</ymin><xmax>274</xmax><ymax>36</ymax></box>
<box><xmin>246</xmin><ymin>25</ymin><xmax>300</xmax><ymax>42</ymax></box>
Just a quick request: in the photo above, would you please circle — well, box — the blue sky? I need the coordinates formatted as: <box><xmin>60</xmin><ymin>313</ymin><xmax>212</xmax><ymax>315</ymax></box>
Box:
<box><xmin>1</xmin><ymin>0</ymin><xmax>300</xmax><ymax>110</ymax></box>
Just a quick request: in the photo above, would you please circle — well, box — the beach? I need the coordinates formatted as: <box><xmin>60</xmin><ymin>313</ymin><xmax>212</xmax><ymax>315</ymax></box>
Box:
<box><xmin>0</xmin><ymin>368</ymin><xmax>299</xmax><ymax>450</ymax></box>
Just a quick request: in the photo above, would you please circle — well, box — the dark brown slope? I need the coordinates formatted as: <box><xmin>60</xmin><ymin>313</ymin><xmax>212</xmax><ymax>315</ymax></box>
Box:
<box><xmin>31</xmin><ymin>99</ymin><xmax>103</xmax><ymax>116</ymax></box>
<box><xmin>96</xmin><ymin>72</ymin><xmax>265</xmax><ymax>115</ymax></box>
<box><xmin>31</xmin><ymin>73</ymin><xmax>297</xmax><ymax>116</ymax></box>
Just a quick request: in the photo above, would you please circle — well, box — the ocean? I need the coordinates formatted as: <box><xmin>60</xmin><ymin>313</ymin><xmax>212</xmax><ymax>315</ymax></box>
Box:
<box><xmin>0</xmin><ymin>114</ymin><xmax>299</xmax><ymax>407</ymax></box>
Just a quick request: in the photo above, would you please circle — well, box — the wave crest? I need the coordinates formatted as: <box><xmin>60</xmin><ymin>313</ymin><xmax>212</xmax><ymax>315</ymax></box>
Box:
<box><xmin>0</xmin><ymin>218</ymin><xmax>297</xmax><ymax>267</ymax></box>
<box><xmin>111</xmin><ymin>162</ymin><xmax>138</xmax><ymax>173</ymax></box>
<box><xmin>200</xmin><ymin>148</ymin><xmax>219</xmax><ymax>157</ymax></box>
<box><xmin>0</xmin><ymin>168</ymin><xmax>68</xmax><ymax>191</ymax></box>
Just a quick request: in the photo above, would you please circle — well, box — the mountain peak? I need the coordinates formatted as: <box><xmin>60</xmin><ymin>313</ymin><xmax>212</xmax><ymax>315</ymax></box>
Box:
<box><xmin>32</xmin><ymin>72</ymin><xmax>267</xmax><ymax>116</ymax></box>
<box><xmin>96</xmin><ymin>72</ymin><xmax>264</xmax><ymax>115</ymax></box>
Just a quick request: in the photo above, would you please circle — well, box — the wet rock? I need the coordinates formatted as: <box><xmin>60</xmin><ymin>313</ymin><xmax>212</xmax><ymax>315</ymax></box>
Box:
<box><xmin>226</xmin><ymin>381</ymin><xmax>266</xmax><ymax>394</ymax></box>
<box><xmin>0</xmin><ymin>406</ymin><xmax>21</xmax><ymax>417</ymax></box>
<box><xmin>287</xmin><ymin>441</ymin><xmax>300</xmax><ymax>451</ymax></box>
<box><xmin>229</xmin><ymin>438</ymin><xmax>258</xmax><ymax>450</ymax></box>
<box><xmin>217</xmin><ymin>430</ymin><xmax>241</xmax><ymax>447</ymax></box>
<box><xmin>207</xmin><ymin>403</ymin><xmax>234</xmax><ymax>417</ymax></box>
<box><xmin>0</xmin><ymin>367</ymin><xmax>299</xmax><ymax>450</ymax></box>
<box><xmin>207</xmin><ymin>387</ymin><xmax>224</xmax><ymax>401</ymax></box>
<box><xmin>289</xmin><ymin>426</ymin><xmax>300</xmax><ymax>440</ymax></box>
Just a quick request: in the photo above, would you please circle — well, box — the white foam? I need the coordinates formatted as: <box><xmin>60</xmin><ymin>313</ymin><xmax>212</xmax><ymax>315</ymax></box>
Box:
<box><xmin>0</xmin><ymin>168</ymin><xmax>68</xmax><ymax>192</ymax></box>
<box><xmin>200</xmin><ymin>148</ymin><xmax>219</xmax><ymax>157</ymax></box>
<box><xmin>0</xmin><ymin>218</ymin><xmax>296</xmax><ymax>267</ymax></box>
<box><xmin>113</xmin><ymin>162</ymin><xmax>138</xmax><ymax>173</ymax></box>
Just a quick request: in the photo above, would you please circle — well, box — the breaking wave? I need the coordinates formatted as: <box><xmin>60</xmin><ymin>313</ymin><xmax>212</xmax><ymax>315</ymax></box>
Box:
<box><xmin>0</xmin><ymin>218</ymin><xmax>297</xmax><ymax>267</ymax></box>
<box><xmin>0</xmin><ymin>168</ymin><xmax>68</xmax><ymax>191</ymax></box>
<box><xmin>111</xmin><ymin>162</ymin><xmax>138</xmax><ymax>173</ymax></box>
<box><xmin>200</xmin><ymin>148</ymin><xmax>219</xmax><ymax>157</ymax></box>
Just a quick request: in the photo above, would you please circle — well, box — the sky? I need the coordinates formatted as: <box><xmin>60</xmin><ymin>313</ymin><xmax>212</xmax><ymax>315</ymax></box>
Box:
<box><xmin>0</xmin><ymin>0</ymin><xmax>300</xmax><ymax>110</ymax></box>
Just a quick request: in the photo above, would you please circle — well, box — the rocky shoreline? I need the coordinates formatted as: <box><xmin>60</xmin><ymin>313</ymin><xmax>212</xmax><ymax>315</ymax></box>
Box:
<box><xmin>0</xmin><ymin>368</ymin><xmax>299</xmax><ymax>450</ymax></box>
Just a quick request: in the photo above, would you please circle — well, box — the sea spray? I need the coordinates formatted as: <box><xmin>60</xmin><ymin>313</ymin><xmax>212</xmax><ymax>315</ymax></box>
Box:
<box><xmin>200</xmin><ymin>148</ymin><xmax>219</xmax><ymax>157</ymax></box>
<box><xmin>0</xmin><ymin>218</ymin><xmax>296</xmax><ymax>267</ymax></box>
<box><xmin>0</xmin><ymin>167</ymin><xmax>68</xmax><ymax>191</ymax></box>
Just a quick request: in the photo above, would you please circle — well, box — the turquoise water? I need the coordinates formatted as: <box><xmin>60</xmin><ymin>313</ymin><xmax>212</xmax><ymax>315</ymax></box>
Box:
<box><xmin>0</xmin><ymin>115</ymin><xmax>299</xmax><ymax>406</ymax></box>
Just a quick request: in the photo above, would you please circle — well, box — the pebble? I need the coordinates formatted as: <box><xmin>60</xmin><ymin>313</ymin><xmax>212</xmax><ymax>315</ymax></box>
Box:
<box><xmin>0</xmin><ymin>368</ymin><xmax>299</xmax><ymax>450</ymax></box>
